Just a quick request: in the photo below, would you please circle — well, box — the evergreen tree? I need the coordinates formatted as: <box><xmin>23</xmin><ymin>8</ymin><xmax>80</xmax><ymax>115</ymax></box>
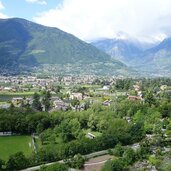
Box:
<box><xmin>145</xmin><ymin>91</ymin><xmax>156</xmax><ymax>106</ymax></box>
<box><xmin>32</xmin><ymin>92</ymin><xmax>42</xmax><ymax>111</ymax></box>
<box><xmin>42</xmin><ymin>91</ymin><xmax>51</xmax><ymax>111</ymax></box>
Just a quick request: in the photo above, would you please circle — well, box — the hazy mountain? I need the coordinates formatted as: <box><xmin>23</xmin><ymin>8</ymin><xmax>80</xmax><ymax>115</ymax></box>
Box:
<box><xmin>92</xmin><ymin>38</ymin><xmax>142</xmax><ymax>64</ymax></box>
<box><xmin>0</xmin><ymin>18</ymin><xmax>128</xmax><ymax>75</ymax></box>
<box><xmin>92</xmin><ymin>35</ymin><xmax>171</xmax><ymax>76</ymax></box>
<box><xmin>134</xmin><ymin>38</ymin><xmax>171</xmax><ymax>76</ymax></box>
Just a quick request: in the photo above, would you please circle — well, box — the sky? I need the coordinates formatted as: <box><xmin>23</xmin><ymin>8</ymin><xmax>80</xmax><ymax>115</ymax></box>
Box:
<box><xmin>0</xmin><ymin>0</ymin><xmax>171</xmax><ymax>42</ymax></box>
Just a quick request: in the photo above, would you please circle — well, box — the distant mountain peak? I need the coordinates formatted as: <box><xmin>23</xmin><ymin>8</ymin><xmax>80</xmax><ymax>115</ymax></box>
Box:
<box><xmin>114</xmin><ymin>31</ymin><xmax>130</xmax><ymax>40</ymax></box>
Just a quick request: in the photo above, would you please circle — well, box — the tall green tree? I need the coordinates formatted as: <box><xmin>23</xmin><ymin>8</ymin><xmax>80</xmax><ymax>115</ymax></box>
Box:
<box><xmin>71</xmin><ymin>97</ymin><xmax>80</xmax><ymax>107</ymax></box>
<box><xmin>123</xmin><ymin>147</ymin><xmax>136</xmax><ymax>165</ymax></box>
<box><xmin>0</xmin><ymin>159</ymin><xmax>4</xmax><ymax>170</ymax></box>
<box><xmin>101</xmin><ymin>159</ymin><xmax>125</xmax><ymax>171</ymax></box>
<box><xmin>32</xmin><ymin>92</ymin><xmax>42</xmax><ymax>111</ymax></box>
<box><xmin>6</xmin><ymin>152</ymin><xmax>29</xmax><ymax>170</ymax></box>
<box><xmin>145</xmin><ymin>91</ymin><xmax>156</xmax><ymax>106</ymax></box>
<box><xmin>42</xmin><ymin>91</ymin><xmax>51</xmax><ymax>111</ymax></box>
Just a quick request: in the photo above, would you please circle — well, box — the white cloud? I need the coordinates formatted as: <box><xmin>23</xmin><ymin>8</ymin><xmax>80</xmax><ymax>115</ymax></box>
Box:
<box><xmin>34</xmin><ymin>0</ymin><xmax>171</xmax><ymax>42</ymax></box>
<box><xmin>0</xmin><ymin>1</ymin><xmax>4</xmax><ymax>10</ymax></box>
<box><xmin>26</xmin><ymin>0</ymin><xmax>47</xmax><ymax>5</ymax></box>
<box><xmin>0</xmin><ymin>1</ymin><xmax>8</xmax><ymax>19</ymax></box>
<box><xmin>0</xmin><ymin>13</ymin><xmax>8</xmax><ymax>18</ymax></box>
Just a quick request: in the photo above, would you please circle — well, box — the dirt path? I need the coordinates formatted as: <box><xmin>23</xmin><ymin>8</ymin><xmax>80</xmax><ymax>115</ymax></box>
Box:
<box><xmin>82</xmin><ymin>155</ymin><xmax>112</xmax><ymax>171</ymax></box>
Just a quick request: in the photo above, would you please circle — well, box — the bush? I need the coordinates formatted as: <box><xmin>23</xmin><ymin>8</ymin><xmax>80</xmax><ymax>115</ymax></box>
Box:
<box><xmin>6</xmin><ymin>152</ymin><xmax>29</xmax><ymax>170</ymax></box>
<box><xmin>101</xmin><ymin>159</ymin><xmax>125</xmax><ymax>171</ymax></box>
<box><xmin>40</xmin><ymin>163</ymin><xmax>68</xmax><ymax>171</ymax></box>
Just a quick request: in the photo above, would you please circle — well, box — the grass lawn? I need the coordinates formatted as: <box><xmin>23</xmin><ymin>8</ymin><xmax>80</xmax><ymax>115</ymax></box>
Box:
<box><xmin>0</xmin><ymin>91</ymin><xmax>35</xmax><ymax>96</ymax></box>
<box><xmin>0</xmin><ymin>91</ymin><xmax>37</xmax><ymax>102</ymax></box>
<box><xmin>0</xmin><ymin>102</ymin><xmax>10</xmax><ymax>104</ymax></box>
<box><xmin>35</xmin><ymin>135</ymin><xmax>63</xmax><ymax>150</ymax></box>
<box><xmin>0</xmin><ymin>136</ymin><xmax>33</xmax><ymax>161</ymax></box>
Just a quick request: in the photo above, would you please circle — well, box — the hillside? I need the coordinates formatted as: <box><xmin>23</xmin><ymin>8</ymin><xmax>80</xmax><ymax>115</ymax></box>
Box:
<box><xmin>92</xmin><ymin>37</ymin><xmax>171</xmax><ymax>76</ymax></box>
<box><xmin>0</xmin><ymin>18</ymin><xmax>128</xmax><ymax>76</ymax></box>
<box><xmin>92</xmin><ymin>38</ymin><xmax>142</xmax><ymax>64</ymax></box>
<box><xmin>125</xmin><ymin>38</ymin><xmax>171</xmax><ymax>76</ymax></box>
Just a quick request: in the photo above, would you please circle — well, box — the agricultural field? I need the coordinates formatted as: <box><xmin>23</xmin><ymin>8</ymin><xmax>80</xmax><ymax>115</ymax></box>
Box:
<box><xmin>0</xmin><ymin>136</ymin><xmax>33</xmax><ymax>161</ymax></box>
<box><xmin>0</xmin><ymin>91</ymin><xmax>59</xmax><ymax>102</ymax></box>
<box><xmin>0</xmin><ymin>91</ymin><xmax>35</xmax><ymax>102</ymax></box>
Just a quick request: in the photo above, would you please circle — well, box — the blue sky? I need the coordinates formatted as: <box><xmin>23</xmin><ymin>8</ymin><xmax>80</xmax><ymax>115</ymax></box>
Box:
<box><xmin>0</xmin><ymin>0</ymin><xmax>171</xmax><ymax>42</ymax></box>
<box><xmin>0</xmin><ymin>0</ymin><xmax>62</xmax><ymax>20</ymax></box>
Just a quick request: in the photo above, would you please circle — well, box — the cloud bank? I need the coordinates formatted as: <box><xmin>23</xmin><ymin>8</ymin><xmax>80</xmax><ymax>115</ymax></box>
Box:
<box><xmin>0</xmin><ymin>1</ymin><xmax>8</xmax><ymax>18</ymax></box>
<box><xmin>26</xmin><ymin>0</ymin><xmax>47</xmax><ymax>5</ymax></box>
<box><xmin>0</xmin><ymin>1</ymin><xmax>4</xmax><ymax>10</ymax></box>
<box><xmin>33</xmin><ymin>0</ymin><xmax>171</xmax><ymax>42</ymax></box>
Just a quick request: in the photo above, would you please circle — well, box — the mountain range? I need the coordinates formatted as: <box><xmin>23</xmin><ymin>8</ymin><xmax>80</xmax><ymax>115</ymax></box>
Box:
<box><xmin>91</xmin><ymin>38</ymin><xmax>142</xmax><ymax>63</ymax></box>
<box><xmin>0</xmin><ymin>18</ymin><xmax>170</xmax><ymax>77</ymax></box>
<box><xmin>0</xmin><ymin>18</ymin><xmax>128</xmax><ymax>76</ymax></box>
<box><xmin>92</xmin><ymin>36</ymin><xmax>171</xmax><ymax>77</ymax></box>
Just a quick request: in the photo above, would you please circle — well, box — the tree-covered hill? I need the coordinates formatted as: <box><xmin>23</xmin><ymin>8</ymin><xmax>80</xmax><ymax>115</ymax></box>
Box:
<box><xmin>0</xmin><ymin>18</ymin><xmax>127</xmax><ymax>75</ymax></box>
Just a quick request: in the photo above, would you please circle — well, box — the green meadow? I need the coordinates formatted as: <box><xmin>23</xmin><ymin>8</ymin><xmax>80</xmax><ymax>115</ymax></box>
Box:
<box><xmin>0</xmin><ymin>136</ymin><xmax>33</xmax><ymax>161</ymax></box>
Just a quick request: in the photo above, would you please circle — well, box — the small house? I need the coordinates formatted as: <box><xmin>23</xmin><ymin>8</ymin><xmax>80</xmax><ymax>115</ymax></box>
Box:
<box><xmin>53</xmin><ymin>98</ymin><xmax>69</xmax><ymax>111</ymax></box>
<box><xmin>12</xmin><ymin>97</ymin><xmax>23</xmax><ymax>104</ymax></box>
<box><xmin>87</xmin><ymin>132</ymin><xmax>96</xmax><ymax>139</ymax></box>
<box><xmin>70</xmin><ymin>93</ymin><xmax>83</xmax><ymax>100</ymax></box>
<box><xmin>102</xmin><ymin>100</ymin><xmax>112</xmax><ymax>106</ymax></box>
<box><xmin>0</xmin><ymin>132</ymin><xmax>12</xmax><ymax>136</ymax></box>
<box><xmin>128</xmin><ymin>96</ymin><xmax>142</xmax><ymax>100</ymax></box>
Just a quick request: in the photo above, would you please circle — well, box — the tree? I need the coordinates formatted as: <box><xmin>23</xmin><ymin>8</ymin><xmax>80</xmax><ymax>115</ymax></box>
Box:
<box><xmin>88</xmin><ymin>114</ymin><xmax>98</xmax><ymax>131</ymax></box>
<box><xmin>159</xmin><ymin>102</ymin><xmax>171</xmax><ymax>118</ymax></box>
<box><xmin>32</xmin><ymin>93</ymin><xmax>42</xmax><ymax>111</ymax></box>
<box><xmin>42</xmin><ymin>91</ymin><xmax>51</xmax><ymax>111</ymax></box>
<box><xmin>106</xmin><ymin>119</ymin><xmax>131</xmax><ymax>144</ymax></box>
<box><xmin>39</xmin><ymin>132</ymin><xmax>46</xmax><ymax>145</ymax></box>
<box><xmin>101</xmin><ymin>159</ymin><xmax>125</xmax><ymax>171</ymax></box>
<box><xmin>0</xmin><ymin>159</ymin><xmax>4</xmax><ymax>170</ymax></box>
<box><xmin>130</xmin><ymin>121</ymin><xmax>145</xmax><ymax>142</ymax></box>
<box><xmin>42</xmin><ymin>98</ymin><xmax>50</xmax><ymax>112</ymax></box>
<box><xmin>57</xmin><ymin>119</ymin><xmax>74</xmax><ymax>142</ymax></box>
<box><xmin>9</xmin><ymin>102</ymin><xmax>15</xmax><ymax>113</ymax></box>
<box><xmin>71</xmin><ymin>97</ymin><xmax>80</xmax><ymax>107</ymax></box>
<box><xmin>145</xmin><ymin>91</ymin><xmax>156</xmax><ymax>106</ymax></box>
<box><xmin>111</xmin><ymin>159</ymin><xmax>125</xmax><ymax>171</ymax></box>
<box><xmin>123</xmin><ymin>147</ymin><xmax>135</xmax><ymax>165</ymax></box>
<box><xmin>65</xmin><ymin>154</ymin><xmax>85</xmax><ymax>169</ymax></box>
<box><xmin>56</xmin><ymin>118</ymin><xmax>82</xmax><ymax>142</ymax></box>
<box><xmin>164</xmin><ymin>163</ymin><xmax>171</xmax><ymax>171</ymax></box>
<box><xmin>136</xmin><ymin>139</ymin><xmax>150</xmax><ymax>159</ymax></box>
<box><xmin>6</xmin><ymin>152</ymin><xmax>29</xmax><ymax>170</ymax></box>
<box><xmin>69</xmin><ymin>118</ymin><xmax>81</xmax><ymax>139</ymax></box>
<box><xmin>40</xmin><ymin>163</ymin><xmax>68</xmax><ymax>171</ymax></box>
<box><xmin>84</xmin><ymin>100</ymin><xmax>90</xmax><ymax>110</ymax></box>
<box><xmin>101</xmin><ymin>160</ymin><xmax>113</xmax><ymax>171</ymax></box>
<box><xmin>55</xmin><ymin>85</ymin><xmax>62</xmax><ymax>93</ymax></box>
<box><xmin>112</xmin><ymin>143</ymin><xmax>125</xmax><ymax>157</ymax></box>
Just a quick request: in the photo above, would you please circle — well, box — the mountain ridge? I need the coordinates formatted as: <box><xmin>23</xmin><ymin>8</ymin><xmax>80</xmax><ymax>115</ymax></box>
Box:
<box><xmin>0</xmin><ymin>18</ymin><xmax>129</xmax><ymax>75</ymax></box>
<box><xmin>92</xmin><ymin>36</ymin><xmax>171</xmax><ymax>76</ymax></box>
